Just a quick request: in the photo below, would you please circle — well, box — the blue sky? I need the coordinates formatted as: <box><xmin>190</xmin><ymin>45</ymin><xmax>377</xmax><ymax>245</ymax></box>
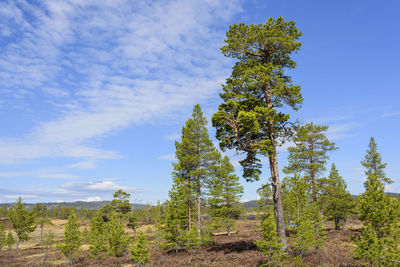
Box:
<box><xmin>0</xmin><ymin>0</ymin><xmax>399</xmax><ymax>204</ymax></box>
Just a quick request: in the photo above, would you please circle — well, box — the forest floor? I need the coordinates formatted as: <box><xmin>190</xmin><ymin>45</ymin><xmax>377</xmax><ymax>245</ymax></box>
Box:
<box><xmin>0</xmin><ymin>219</ymin><xmax>363</xmax><ymax>266</ymax></box>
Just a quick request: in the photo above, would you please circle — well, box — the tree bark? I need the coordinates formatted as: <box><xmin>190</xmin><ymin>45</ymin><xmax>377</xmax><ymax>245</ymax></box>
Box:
<box><xmin>268</xmin><ymin>151</ymin><xmax>287</xmax><ymax>250</ymax></box>
<box><xmin>197</xmin><ymin>177</ymin><xmax>201</xmax><ymax>235</ymax></box>
<box><xmin>265</xmin><ymin>82</ymin><xmax>287</xmax><ymax>250</ymax></box>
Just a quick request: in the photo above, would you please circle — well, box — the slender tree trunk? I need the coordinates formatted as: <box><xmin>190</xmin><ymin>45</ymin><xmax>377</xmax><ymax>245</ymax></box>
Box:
<box><xmin>268</xmin><ymin>152</ymin><xmax>287</xmax><ymax>250</ymax></box>
<box><xmin>197</xmin><ymin>176</ymin><xmax>201</xmax><ymax>235</ymax></box>
<box><xmin>265</xmin><ymin>82</ymin><xmax>287</xmax><ymax>250</ymax></box>
<box><xmin>335</xmin><ymin>217</ymin><xmax>339</xmax><ymax>230</ymax></box>
<box><xmin>188</xmin><ymin>178</ymin><xmax>191</xmax><ymax>231</ymax></box>
<box><xmin>227</xmin><ymin>225</ymin><xmax>231</xmax><ymax>236</ymax></box>
<box><xmin>16</xmin><ymin>236</ymin><xmax>19</xmax><ymax>250</ymax></box>
<box><xmin>40</xmin><ymin>224</ymin><xmax>43</xmax><ymax>243</ymax></box>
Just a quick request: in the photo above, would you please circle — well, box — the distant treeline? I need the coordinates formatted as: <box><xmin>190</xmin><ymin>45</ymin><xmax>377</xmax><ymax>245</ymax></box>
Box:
<box><xmin>0</xmin><ymin>201</ymin><xmax>150</xmax><ymax>221</ymax></box>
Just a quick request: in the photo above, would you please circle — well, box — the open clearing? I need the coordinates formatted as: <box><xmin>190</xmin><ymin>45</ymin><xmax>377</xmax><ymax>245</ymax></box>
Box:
<box><xmin>0</xmin><ymin>219</ymin><xmax>363</xmax><ymax>266</ymax></box>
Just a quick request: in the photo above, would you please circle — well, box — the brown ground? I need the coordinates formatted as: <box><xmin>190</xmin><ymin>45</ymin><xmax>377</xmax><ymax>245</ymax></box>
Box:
<box><xmin>0</xmin><ymin>220</ymin><xmax>363</xmax><ymax>266</ymax></box>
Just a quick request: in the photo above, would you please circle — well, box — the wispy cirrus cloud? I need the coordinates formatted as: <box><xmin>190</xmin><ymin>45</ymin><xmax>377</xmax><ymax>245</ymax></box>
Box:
<box><xmin>0</xmin><ymin>0</ymin><xmax>242</xmax><ymax>164</ymax></box>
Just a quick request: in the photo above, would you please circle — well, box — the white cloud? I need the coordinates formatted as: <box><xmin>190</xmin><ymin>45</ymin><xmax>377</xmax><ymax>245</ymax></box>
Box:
<box><xmin>37</xmin><ymin>173</ymin><xmax>79</xmax><ymax>179</ymax></box>
<box><xmin>0</xmin><ymin>170</ymin><xmax>79</xmax><ymax>179</ymax></box>
<box><xmin>62</xmin><ymin>180</ymin><xmax>142</xmax><ymax>193</ymax></box>
<box><xmin>0</xmin><ymin>0</ymin><xmax>242</xmax><ymax>164</ymax></box>
<box><xmin>75</xmin><ymin>196</ymin><xmax>102</xmax><ymax>202</ymax></box>
<box><xmin>326</xmin><ymin>122</ymin><xmax>360</xmax><ymax>140</ymax></box>
<box><xmin>4</xmin><ymin>194</ymin><xmax>38</xmax><ymax>200</ymax></box>
<box><xmin>157</xmin><ymin>154</ymin><xmax>176</xmax><ymax>161</ymax></box>
<box><xmin>66</xmin><ymin>160</ymin><xmax>96</xmax><ymax>169</ymax></box>
<box><xmin>165</xmin><ymin>133</ymin><xmax>181</xmax><ymax>141</ymax></box>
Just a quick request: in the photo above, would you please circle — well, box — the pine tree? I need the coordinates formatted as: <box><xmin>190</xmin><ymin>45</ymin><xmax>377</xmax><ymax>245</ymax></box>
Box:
<box><xmin>282</xmin><ymin>174</ymin><xmax>325</xmax><ymax>255</ymax></box>
<box><xmin>160</xmin><ymin>177</ymin><xmax>189</xmax><ymax>252</ymax></box>
<box><xmin>127</xmin><ymin>211</ymin><xmax>139</xmax><ymax>234</ymax></box>
<box><xmin>106</xmin><ymin>212</ymin><xmax>130</xmax><ymax>257</ymax></box>
<box><xmin>174</xmin><ymin>104</ymin><xmax>219</xmax><ymax>234</ymax></box>
<box><xmin>89</xmin><ymin>212</ymin><xmax>108</xmax><ymax>259</ymax></box>
<box><xmin>255</xmin><ymin>210</ymin><xmax>287</xmax><ymax>266</ymax></box>
<box><xmin>59</xmin><ymin>212</ymin><xmax>81</xmax><ymax>265</ymax></box>
<box><xmin>212</xmin><ymin>17</ymin><xmax>304</xmax><ymax>249</ymax></box>
<box><xmin>42</xmin><ymin>231</ymin><xmax>55</xmax><ymax>265</ymax></box>
<box><xmin>0</xmin><ymin>222</ymin><xmax>5</xmax><ymax>250</ymax></box>
<box><xmin>8</xmin><ymin>197</ymin><xmax>36</xmax><ymax>249</ymax></box>
<box><xmin>5</xmin><ymin>231</ymin><xmax>14</xmax><ymax>250</ymax></box>
<box><xmin>283</xmin><ymin>123</ymin><xmax>337</xmax><ymax>202</ymax></box>
<box><xmin>208</xmin><ymin>155</ymin><xmax>244</xmax><ymax>235</ymax></box>
<box><xmin>130</xmin><ymin>231</ymin><xmax>151</xmax><ymax>266</ymax></box>
<box><xmin>111</xmin><ymin>189</ymin><xmax>132</xmax><ymax>215</ymax></box>
<box><xmin>353</xmin><ymin>138</ymin><xmax>400</xmax><ymax>265</ymax></box>
<box><xmin>32</xmin><ymin>203</ymin><xmax>53</xmax><ymax>243</ymax></box>
<box><xmin>293</xmin><ymin>204</ymin><xmax>325</xmax><ymax>258</ymax></box>
<box><xmin>361</xmin><ymin>137</ymin><xmax>393</xmax><ymax>185</ymax></box>
<box><xmin>320</xmin><ymin>163</ymin><xmax>355</xmax><ymax>230</ymax></box>
<box><xmin>281</xmin><ymin>173</ymin><xmax>309</xmax><ymax>224</ymax></box>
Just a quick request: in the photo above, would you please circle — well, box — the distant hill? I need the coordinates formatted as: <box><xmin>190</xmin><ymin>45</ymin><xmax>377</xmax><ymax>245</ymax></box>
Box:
<box><xmin>242</xmin><ymin>200</ymin><xmax>259</xmax><ymax>209</ymax></box>
<box><xmin>242</xmin><ymin>192</ymin><xmax>400</xmax><ymax>210</ymax></box>
<box><xmin>0</xmin><ymin>200</ymin><xmax>147</xmax><ymax>210</ymax></box>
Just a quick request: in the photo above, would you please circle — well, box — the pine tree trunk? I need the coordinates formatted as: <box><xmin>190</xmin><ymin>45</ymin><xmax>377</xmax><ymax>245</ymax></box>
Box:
<box><xmin>335</xmin><ymin>217</ymin><xmax>340</xmax><ymax>230</ymax></box>
<box><xmin>268</xmin><ymin>152</ymin><xmax>287</xmax><ymax>250</ymax></box>
<box><xmin>41</xmin><ymin>224</ymin><xmax>43</xmax><ymax>243</ymax></box>
<box><xmin>265</xmin><ymin>83</ymin><xmax>287</xmax><ymax>250</ymax></box>
<box><xmin>197</xmin><ymin>177</ymin><xmax>201</xmax><ymax>235</ymax></box>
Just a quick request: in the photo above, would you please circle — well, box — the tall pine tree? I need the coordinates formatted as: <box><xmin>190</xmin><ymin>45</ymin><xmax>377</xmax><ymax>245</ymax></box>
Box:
<box><xmin>361</xmin><ymin>137</ymin><xmax>393</xmax><ymax>185</ymax></box>
<box><xmin>283</xmin><ymin>122</ymin><xmax>337</xmax><ymax>202</ymax></box>
<box><xmin>212</xmin><ymin>17</ymin><xmax>303</xmax><ymax>248</ymax></box>
<box><xmin>353</xmin><ymin>138</ymin><xmax>400</xmax><ymax>265</ymax></box>
<box><xmin>173</xmin><ymin>104</ymin><xmax>219</xmax><ymax>234</ymax></box>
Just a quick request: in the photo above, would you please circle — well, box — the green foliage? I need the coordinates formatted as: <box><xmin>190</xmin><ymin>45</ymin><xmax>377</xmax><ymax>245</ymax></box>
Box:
<box><xmin>59</xmin><ymin>212</ymin><xmax>81</xmax><ymax>265</ymax></box>
<box><xmin>254</xmin><ymin>210</ymin><xmax>287</xmax><ymax>266</ymax></box>
<box><xmin>42</xmin><ymin>231</ymin><xmax>55</xmax><ymax>265</ymax></box>
<box><xmin>89</xmin><ymin>212</ymin><xmax>108</xmax><ymax>259</ymax></box>
<box><xmin>127</xmin><ymin>211</ymin><xmax>139</xmax><ymax>233</ymax></box>
<box><xmin>8</xmin><ymin>197</ymin><xmax>36</xmax><ymax>249</ymax></box>
<box><xmin>5</xmin><ymin>231</ymin><xmax>15</xmax><ymax>249</ymax></box>
<box><xmin>0</xmin><ymin>222</ymin><xmax>5</xmax><ymax>250</ymax></box>
<box><xmin>293</xmin><ymin>204</ymin><xmax>325</xmax><ymax>258</ymax></box>
<box><xmin>160</xmin><ymin>177</ymin><xmax>190</xmax><ymax>251</ymax></box>
<box><xmin>130</xmin><ymin>231</ymin><xmax>151</xmax><ymax>266</ymax></box>
<box><xmin>180</xmin><ymin>226</ymin><xmax>203</xmax><ymax>251</ymax></box>
<box><xmin>354</xmin><ymin>178</ymin><xmax>400</xmax><ymax>265</ymax></box>
<box><xmin>111</xmin><ymin>189</ymin><xmax>132</xmax><ymax>215</ymax></box>
<box><xmin>361</xmin><ymin>137</ymin><xmax>393</xmax><ymax>185</ymax></box>
<box><xmin>320</xmin><ymin>163</ymin><xmax>355</xmax><ymax>230</ymax></box>
<box><xmin>0</xmin><ymin>206</ymin><xmax>8</xmax><ymax>217</ymax></box>
<box><xmin>107</xmin><ymin>212</ymin><xmax>131</xmax><ymax>257</ymax></box>
<box><xmin>208</xmin><ymin>155</ymin><xmax>244</xmax><ymax>235</ymax></box>
<box><xmin>81</xmin><ymin>228</ymin><xmax>89</xmax><ymax>244</ymax></box>
<box><xmin>212</xmin><ymin>16</ymin><xmax>303</xmax><ymax>181</ymax></box>
<box><xmin>282</xmin><ymin>173</ymin><xmax>308</xmax><ymax>224</ymax></box>
<box><xmin>282</xmin><ymin>175</ymin><xmax>325</xmax><ymax>256</ymax></box>
<box><xmin>173</xmin><ymin>104</ymin><xmax>220</xmax><ymax>232</ymax></box>
<box><xmin>353</xmin><ymin>138</ymin><xmax>400</xmax><ymax>265</ymax></box>
<box><xmin>283</xmin><ymin>122</ymin><xmax>337</xmax><ymax>202</ymax></box>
